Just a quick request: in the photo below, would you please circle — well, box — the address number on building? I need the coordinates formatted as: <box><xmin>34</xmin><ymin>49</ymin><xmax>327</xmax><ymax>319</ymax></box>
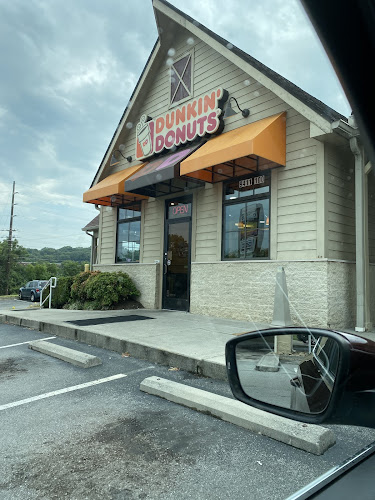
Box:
<box><xmin>239</xmin><ymin>175</ymin><xmax>265</xmax><ymax>189</ymax></box>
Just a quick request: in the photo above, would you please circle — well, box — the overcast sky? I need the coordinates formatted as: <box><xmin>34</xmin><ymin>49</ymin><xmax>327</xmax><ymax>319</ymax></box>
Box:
<box><xmin>0</xmin><ymin>0</ymin><xmax>350</xmax><ymax>250</ymax></box>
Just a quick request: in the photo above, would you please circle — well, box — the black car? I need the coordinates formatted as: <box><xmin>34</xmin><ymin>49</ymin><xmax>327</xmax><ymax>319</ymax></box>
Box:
<box><xmin>18</xmin><ymin>280</ymin><xmax>48</xmax><ymax>302</ymax></box>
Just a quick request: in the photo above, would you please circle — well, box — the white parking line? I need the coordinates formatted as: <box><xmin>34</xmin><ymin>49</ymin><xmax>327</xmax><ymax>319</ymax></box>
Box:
<box><xmin>126</xmin><ymin>366</ymin><xmax>156</xmax><ymax>375</ymax></box>
<box><xmin>0</xmin><ymin>337</ymin><xmax>56</xmax><ymax>349</ymax></box>
<box><xmin>0</xmin><ymin>373</ymin><xmax>127</xmax><ymax>411</ymax></box>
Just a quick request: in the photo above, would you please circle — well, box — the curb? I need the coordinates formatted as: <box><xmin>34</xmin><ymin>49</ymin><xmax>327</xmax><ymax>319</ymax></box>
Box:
<box><xmin>0</xmin><ymin>313</ymin><xmax>227</xmax><ymax>380</ymax></box>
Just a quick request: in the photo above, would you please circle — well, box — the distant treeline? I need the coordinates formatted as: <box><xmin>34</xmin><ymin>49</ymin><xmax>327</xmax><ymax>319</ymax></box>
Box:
<box><xmin>25</xmin><ymin>246</ymin><xmax>91</xmax><ymax>263</ymax></box>
<box><xmin>0</xmin><ymin>240</ymin><xmax>91</xmax><ymax>295</ymax></box>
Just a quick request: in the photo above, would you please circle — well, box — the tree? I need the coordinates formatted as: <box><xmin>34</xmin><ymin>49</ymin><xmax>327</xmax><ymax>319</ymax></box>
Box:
<box><xmin>60</xmin><ymin>260</ymin><xmax>85</xmax><ymax>277</ymax></box>
<box><xmin>46</xmin><ymin>262</ymin><xmax>59</xmax><ymax>277</ymax></box>
<box><xmin>0</xmin><ymin>239</ymin><xmax>28</xmax><ymax>295</ymax></box>
<box><xmin>24</xmin><ymin>246</ymin><xmax>90</xmax><ymax>263</ymax></box>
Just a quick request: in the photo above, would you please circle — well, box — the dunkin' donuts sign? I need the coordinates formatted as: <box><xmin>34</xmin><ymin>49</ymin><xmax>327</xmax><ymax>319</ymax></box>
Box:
<box><xmin>135</xmin><ymin>88</ymin><xmax>228</xmax><ymax>160</ymax></box>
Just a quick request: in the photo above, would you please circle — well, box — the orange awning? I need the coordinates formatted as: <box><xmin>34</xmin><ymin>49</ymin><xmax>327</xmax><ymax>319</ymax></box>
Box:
<box><xmin>83</xmin><ymin>163</ymin><xmax>149</xmax><ymax>206</ymax></box>
<box><xmin>180</xmin><ymin>112</ymin><xmax>286</xmax><ymax>182</ymax></box>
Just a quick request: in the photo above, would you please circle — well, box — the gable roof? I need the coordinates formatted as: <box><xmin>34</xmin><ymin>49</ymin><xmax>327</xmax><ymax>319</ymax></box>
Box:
<box><xmin>154</xmin><ymin>0</ymin><xmax>346</xmax><ymax>125</ymax></box>
<box><xmin>90</xmin><ymin>0</ymin><xmax>347</xmax><ymax>188</ymax></box>
<box><xmin>82</xmin><ymin>215</ymin><xmax>99</xmax><ymax>231</ymax></box>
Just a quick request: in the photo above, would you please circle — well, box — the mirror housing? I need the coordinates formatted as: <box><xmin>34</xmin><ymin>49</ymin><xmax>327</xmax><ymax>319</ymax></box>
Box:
<box><xmin>226</xmin><ymin>328</ymin><xmax>375</xmax><ymax>427</ymax></box>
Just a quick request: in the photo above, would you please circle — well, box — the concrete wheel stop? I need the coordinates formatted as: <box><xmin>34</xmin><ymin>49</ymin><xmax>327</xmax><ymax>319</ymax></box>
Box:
<box><xmin>29</xmin><ymin>340</ymin><xmax>102</xmax><ymax>368</ymax></box>
<box><xmin>140</xmin><ymin>376</ymin><xmax>336</xmax><ymax>455</ymax></box>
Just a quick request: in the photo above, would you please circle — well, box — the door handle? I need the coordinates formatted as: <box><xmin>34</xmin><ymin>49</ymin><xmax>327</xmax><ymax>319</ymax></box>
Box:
<box><xmin>164</xmin><ymin>264</ymin><xmax>167</xmax><ymax>275</ymax></box>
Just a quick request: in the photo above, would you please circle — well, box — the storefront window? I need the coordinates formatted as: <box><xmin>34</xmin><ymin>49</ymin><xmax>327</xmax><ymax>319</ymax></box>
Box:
<box><xmin>116</xmin><ymin>208</ymin><xmax>141</xmax><ymax>263</ymax></box>
<box><xmin>223</xmin><ymin>174</ymin><xmax>270</xmax><ymax>260</ymax></box>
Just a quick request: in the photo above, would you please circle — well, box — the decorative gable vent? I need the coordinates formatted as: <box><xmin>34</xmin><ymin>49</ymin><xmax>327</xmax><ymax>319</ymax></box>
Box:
<box><xmin>170</xmin><ymin>52</ymin><xmax>193</xmax><ymax>105</ymax></box>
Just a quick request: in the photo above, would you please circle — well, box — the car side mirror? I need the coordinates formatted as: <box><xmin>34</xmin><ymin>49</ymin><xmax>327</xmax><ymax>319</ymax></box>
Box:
<box><xmin>225</xmin><ymin>328</ymin><xmax>375</xmax><ymax>427</ymax></box>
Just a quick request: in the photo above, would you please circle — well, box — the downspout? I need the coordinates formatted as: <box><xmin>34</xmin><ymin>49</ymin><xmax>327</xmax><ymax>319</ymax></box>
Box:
<box><xmin>85</xmin><ymin>231</ymin><xmax>95</xmax><ymax>271</ymax></box>
<box><xmin>350</xmin><ymin>137</ymin><xmax>366</xmax><ymax>331</ymax></box>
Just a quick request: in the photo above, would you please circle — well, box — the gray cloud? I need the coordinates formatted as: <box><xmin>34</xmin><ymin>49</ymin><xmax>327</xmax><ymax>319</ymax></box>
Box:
<box><xmin>0</xmin><ymin>0</ymin><xmax>350</xmax><ymax>249</ymax></box>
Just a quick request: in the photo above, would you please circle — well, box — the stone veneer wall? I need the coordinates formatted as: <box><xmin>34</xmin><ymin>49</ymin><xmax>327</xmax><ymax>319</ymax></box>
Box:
<box><xmin>190</xmin><ymin>260</ymin><xmax>356</xmax><ymax>330</ymax></box>
<box><xmin>93</xmin><ymin>263</ymin><xmax>160</xmax><ymax>310</ymax></box>
<box><xmin>327</xmin><ymin>261</ymin><xmax>356</xmax><ymax>330</ymax></box>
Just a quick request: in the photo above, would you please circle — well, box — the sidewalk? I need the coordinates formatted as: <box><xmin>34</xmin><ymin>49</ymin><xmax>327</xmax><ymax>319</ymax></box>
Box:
<box><xmin>0</xmin><ymin>305</ymin><xmax>270</xmax><ymax>379</ymax></box>
<box><xmin>1</xmin><ymin>304</ymin><xmax>375</xmax><ymax>380</ymax></box>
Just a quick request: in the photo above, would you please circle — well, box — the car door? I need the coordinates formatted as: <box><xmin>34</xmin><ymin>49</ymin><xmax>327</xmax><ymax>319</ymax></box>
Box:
<box><xmin>30</xmin><ymin>281</ymin><xmax>38</xmax><ymax>299</ymax></box>
<box><xmin>23</xmin><ymin>282</ymin><xmax>32</xmax><ymax>299</ymax></box>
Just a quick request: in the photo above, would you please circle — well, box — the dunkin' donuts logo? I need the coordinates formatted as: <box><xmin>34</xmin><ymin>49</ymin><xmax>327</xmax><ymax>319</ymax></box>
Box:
<box><xmin>135</xmin><ymin>88</ymin><xmax>228</xmax><ymax>160</ymax></box>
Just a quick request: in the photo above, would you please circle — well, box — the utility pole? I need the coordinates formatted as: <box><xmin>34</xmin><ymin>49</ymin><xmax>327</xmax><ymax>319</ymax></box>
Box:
<box><xmin>5</xmin><ymin>181</ymin><xmax>16</xmax><ymax>295</ymax></box>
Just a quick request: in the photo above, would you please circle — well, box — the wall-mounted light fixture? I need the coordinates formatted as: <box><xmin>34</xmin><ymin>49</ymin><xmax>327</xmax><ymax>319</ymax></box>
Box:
<box><xmin>223</xmin><ymin>97</ymin><xmax>250</xmax><ymax>119</ymax></box>
<box><xmin>113</xmin><ymin>144</ymin><xmax>132</xmax><ymax>163</ymax></box>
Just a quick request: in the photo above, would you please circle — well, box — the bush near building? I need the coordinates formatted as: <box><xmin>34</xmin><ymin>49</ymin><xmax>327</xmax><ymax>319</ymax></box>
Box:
<box><xmin>51</xmin><ymin>271</ymin><xmax>140</xmax><ymax>310</ymax></box>
<box><xmin>51</xmin><ymin>276</ymin><xmax>74</xmax><ymax>309</ymax></box>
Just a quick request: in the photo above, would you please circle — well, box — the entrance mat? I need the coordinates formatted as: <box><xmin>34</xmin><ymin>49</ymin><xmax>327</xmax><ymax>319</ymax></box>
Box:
<box><xmin>66</xmin><ymin>315</ymin><xmax>154</xmax><ymax>326</ymax></box>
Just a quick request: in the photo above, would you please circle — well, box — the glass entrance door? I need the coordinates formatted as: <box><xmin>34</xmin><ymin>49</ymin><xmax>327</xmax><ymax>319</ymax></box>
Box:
<box><xmin>163</xmin><ymin>197</ymin><xmax>192</xmax><ymax>311</ymax></box>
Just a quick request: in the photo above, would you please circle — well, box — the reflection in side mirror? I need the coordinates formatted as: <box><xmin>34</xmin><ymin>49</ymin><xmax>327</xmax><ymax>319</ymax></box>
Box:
<box><xmin>227</xmin><ymin>328</ymin><xmax>375</xmax><ymax>426</ymax></box>
<box><xmin>235</xmin><ymin>333</ymin><xmax>340</xmax><ymax>415</ymax></box>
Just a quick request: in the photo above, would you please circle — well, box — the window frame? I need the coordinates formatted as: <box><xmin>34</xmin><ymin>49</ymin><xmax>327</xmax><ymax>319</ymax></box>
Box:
<box><xmin>221</xmin><ymin>172</ymin><xmax>271</xmax><ymax>261</ymax></box>
<box><xmin>168</xmin><ymin>50</ymin><xmax>194</xmax><ymax>109</ymax></box>
<box><xmin>115</xmin><ymin>206</ymin><xmax>142</xmax><ymax>264</ymax></box>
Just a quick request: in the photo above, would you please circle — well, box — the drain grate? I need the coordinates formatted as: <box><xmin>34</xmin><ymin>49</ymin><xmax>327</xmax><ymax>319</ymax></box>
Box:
<box><xmin>66</xmin><ymin>315</ymin><xmax>154</xmax><ymax>326</ymax></box>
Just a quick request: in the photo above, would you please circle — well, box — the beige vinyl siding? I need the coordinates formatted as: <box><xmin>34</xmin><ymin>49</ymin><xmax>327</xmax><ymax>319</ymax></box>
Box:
<box><xmin>99</xmin><ymin>206</ymin><xmax>116</xmax><ymax>264</ymax></box>
<box><xmin>367</xmin><ymin>172</ymin><xmax>375</xmax><ymax>263</ymax></box>
<box><xmin>106</xmin><ymin>30</ymin><xmax>292</xmax><ymax>176</ymax></box>
<box><xmin>275</xmin><ymin>116</ymin><xmax>318</xmax><ymax>260</ymax></box>
<box><xmin>194</xmin><ymin>114</ymin><xmax>318</xmax><ymax>262</ymax></box>
<box><xmin>195</xmin><ymin>184</ymin><xmax>221</xmax><ymax>261</ymax></box>
<box><xmin>98</xmin><ymin>30</ymin><xmax>322</xmax><ymax>264</ymax></box>
<box><xmin>141</xmin><ymin>198</ymin><xmax>164</xmax><ymax>263</ymax></box>
<box><xmin>326</xmin><ymin>144</ymin><xmax>356</xmax><ymax>261</ymax></box>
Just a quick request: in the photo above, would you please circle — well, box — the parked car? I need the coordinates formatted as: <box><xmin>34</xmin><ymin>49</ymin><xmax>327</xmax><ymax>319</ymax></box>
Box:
<box><xmin>18</xmin><ymin>280</ymin><xmax>48</xmax><ymax>302</ymax></box>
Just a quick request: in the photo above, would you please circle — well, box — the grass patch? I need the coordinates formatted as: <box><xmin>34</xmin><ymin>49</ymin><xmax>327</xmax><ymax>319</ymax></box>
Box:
<box><xmin>0</xmin><ymin>295</ymin><xmax>18</xmax><ymax>299</ymax></box>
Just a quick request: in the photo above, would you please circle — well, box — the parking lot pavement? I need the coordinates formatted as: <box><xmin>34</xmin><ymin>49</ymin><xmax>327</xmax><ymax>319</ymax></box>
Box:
<box><xmin>1</xmin><ymin>322</ymin><xmax>375</xmax><ymax>500</ymax></box>
<box><xmin>0</xmin><ymin>297</ymin><xmax>42</xmax><ymax>314</ymax></box>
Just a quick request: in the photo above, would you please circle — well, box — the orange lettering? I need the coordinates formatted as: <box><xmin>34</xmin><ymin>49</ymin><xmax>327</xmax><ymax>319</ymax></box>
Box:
<box><xmin>187</xmin><ymin>100</ymin><xmax>197</xmax><ymax>120</ymax></box>
<box><xmin>198</xmin><ymin>97</ymin><xmax>202</xmax><ymax>115</ymax></box>
<box><xmin>204</xmin><ymin>91</ymin><xmax>216</xmax><ymax>113</ymax></box>
<box><xmin>156</xmin><ymin>117</ymin><xmax>165</xmax><ymax>134</ymax></box>
<box><xmin>176</xmin><ymin>106</ymin><xmax>186</xmax><ymax>125</ymax></box>
<box><xmin>166</xmin><ymin>111</ymin><xmax>175</xmax><ymax>129</ymax></box>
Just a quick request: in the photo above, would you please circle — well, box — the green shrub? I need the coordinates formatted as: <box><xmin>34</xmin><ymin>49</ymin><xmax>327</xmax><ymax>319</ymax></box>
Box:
<box><xmin>50</xmin><ymin>271</ymin><xmax>140</xmax><ymax>310</ymax></box>
<box><xmin>70</xmin><ymin>271</ymin><xmax>99</xmax><ymax>302</ymax></box>
<box><xmin>51</xmin><ymin>276</ymin><xmax>74</xmax><ymax>309</ymax></box>
<box><xmin>85</xmin><ymin>271</ymin><xmax>139</xmax><ymax>309</ymax></box>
